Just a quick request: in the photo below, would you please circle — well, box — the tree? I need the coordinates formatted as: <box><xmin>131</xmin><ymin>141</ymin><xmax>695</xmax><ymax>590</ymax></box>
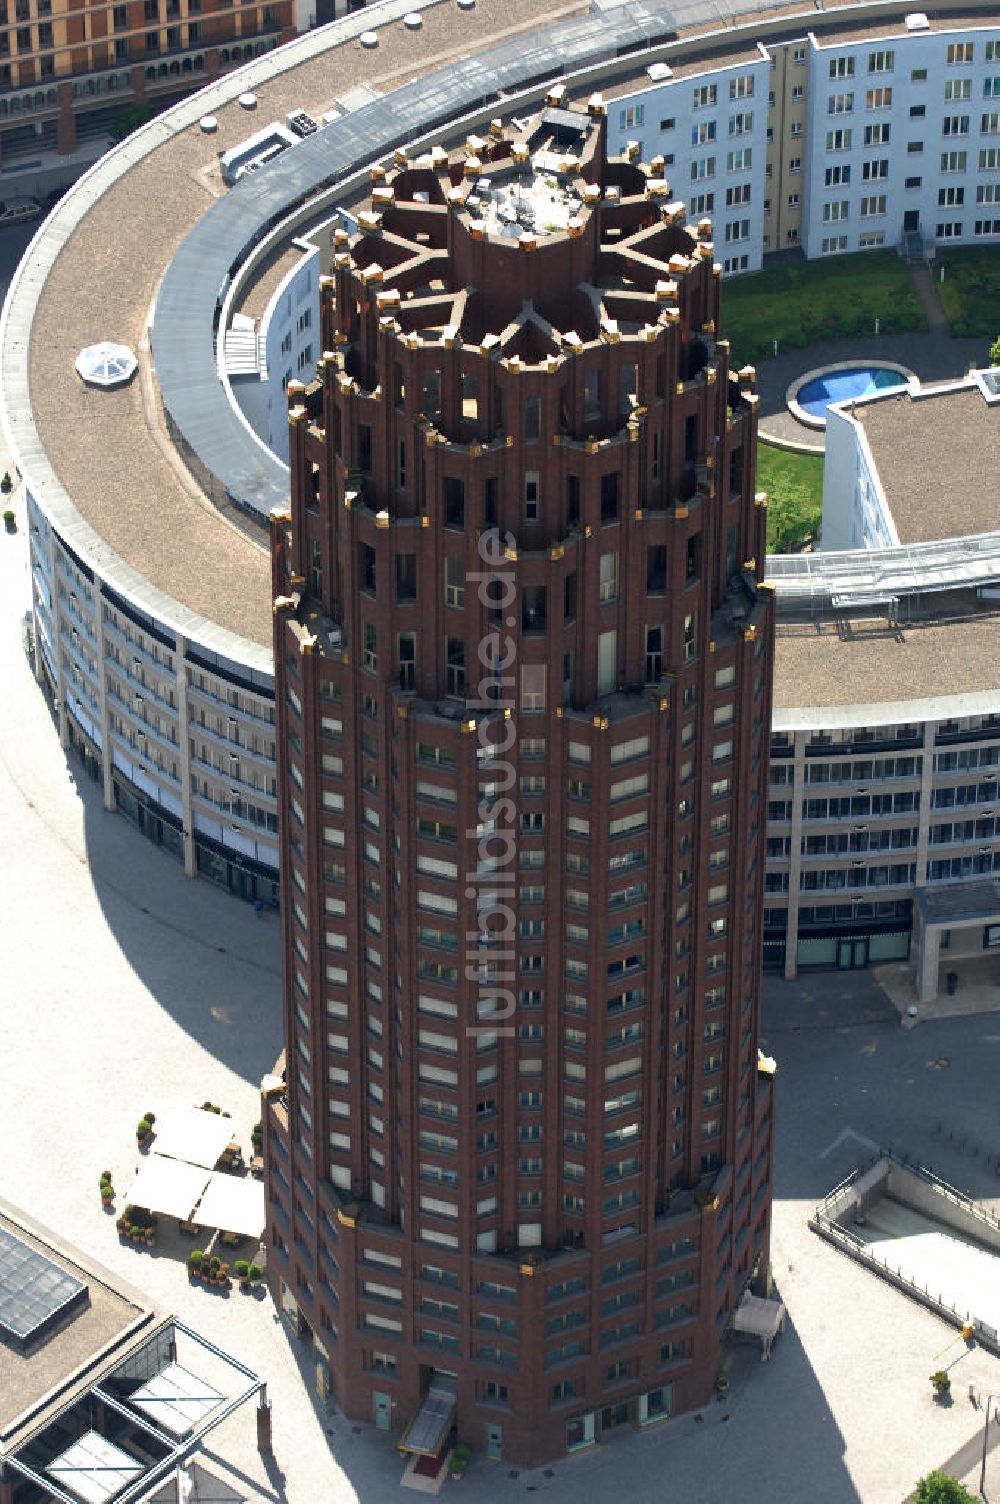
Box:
<box><xmin>989</xmin><ymin>332</ymin><xmax>1000</xmax><ymax>367</ymax></box>
<box><xmin>109</xmin><ymin>103</ymin><xmax>154</xmax><ymax>144</ymax></box>
<box><xmin>914</xmin><ymin>1470</ymin><xmax>977</xmax><ymax>1504</ymax></box>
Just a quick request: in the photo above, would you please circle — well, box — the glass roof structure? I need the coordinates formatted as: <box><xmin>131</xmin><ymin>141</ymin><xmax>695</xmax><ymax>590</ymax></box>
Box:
<box><xmin>0</xmin><ymin>1225</ymin><xmax>87</xmax><ymax>1352</ymax></box>
<box><xmin>74</xmin><ymin>343</ymin><xmax>137</xmax><ymax>388</ymax></box>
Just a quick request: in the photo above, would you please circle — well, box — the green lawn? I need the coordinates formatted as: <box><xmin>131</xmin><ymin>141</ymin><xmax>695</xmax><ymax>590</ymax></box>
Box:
<box><xmin>720</xmin><ymin>251</ymin><xmax>925</xmax><ymax>368</ymax></box>
<box><xmin>757</xmin><ymin>441</ymin><xmax>824</xmax><ymax>554</ymax></box>
<box><xmin>935</xmin><ymin>247</ymin><xmax>1000</xmax><ymax>340</ymax></box>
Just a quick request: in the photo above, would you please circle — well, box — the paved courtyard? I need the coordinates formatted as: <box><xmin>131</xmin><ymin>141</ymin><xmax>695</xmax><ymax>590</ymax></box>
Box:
<box><xmin>5</xmin><ymin>484</ymin><xmax>1000</xmax><ymax>1501</ymax></box>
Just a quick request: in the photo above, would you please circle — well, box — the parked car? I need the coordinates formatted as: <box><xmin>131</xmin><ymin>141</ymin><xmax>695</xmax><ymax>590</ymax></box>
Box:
<box><xmin>0</xmin><ymin>196</ymin><xmax>41</xmax><ymax>226</ymax></box>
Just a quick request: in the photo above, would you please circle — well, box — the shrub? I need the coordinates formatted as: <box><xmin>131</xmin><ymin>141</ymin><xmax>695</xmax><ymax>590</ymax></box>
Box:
<box><xmin>234</xmin><ymin>1259</ymin><xmax>250</xmax><ymax>1278</ymax></box>
<box><xmin>914</xmin><ymin>1471</ymin><xmax>977</xmax><ymax>1504</ymax></box>
<box><xmin>144</xmin><ymin>1111</ymin><xmax>155</xmax><ymax>1125</ymax></box>
<box><xmin>448</xmin><ymin>1443</ymin><xmax>471</xmax><ymax>1476</ymax></box>
<box><xmin>189</xmin><ymin>1249</ymin><xmax>203</xmax><ymax>1267</ymax></box>
<box><xmin>209</xmin><ymin>1255</ymin><xmax>221</xmax><ymax>1273</ymax></box>
<box><xmin>930</xmin><ymin>1370</ymin><xmax>951</xmax><ymax>1397</ymax></box>
<box><xmin>248</xmin><ymin>1263</ymin><xmax>263</xmax><ymax>1282</ymax></box>
<box><xmin>136</xmin><ymin>1118</ymin><xmax>152</xmax><ymax>1137</ymax></box>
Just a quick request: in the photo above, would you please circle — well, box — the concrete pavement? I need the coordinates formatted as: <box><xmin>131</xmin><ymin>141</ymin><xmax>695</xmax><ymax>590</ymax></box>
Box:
<box><xmin>5</xmin><ymin>470</ymin><xmax>1000</xmax><ymax>1500</ymax></box>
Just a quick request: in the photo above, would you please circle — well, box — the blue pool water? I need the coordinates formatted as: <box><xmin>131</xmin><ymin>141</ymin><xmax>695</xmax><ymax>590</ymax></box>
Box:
<box><xmin>796</xmin><ymin>365</ymin><xmax>907</xmax><ymax>419</ymax></box>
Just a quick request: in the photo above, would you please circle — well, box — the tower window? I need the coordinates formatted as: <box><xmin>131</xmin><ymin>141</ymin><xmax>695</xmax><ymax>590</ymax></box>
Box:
<box><xmin>396</xmin><ymin>553</ymin><xmax>416</xmax><ymax>601</ymax></box>
<box><xmin>398</xmin><ymin>633</ymin><xmax>415</xmax><ymax>693</ymax></box>
<box><xmin>446</xmin><ymin>638</ymin><xmax>465</xmax><ymax>698</ymax></box>
<box><xmin>444</xmin><ymin>477</ymin><xmax>465</xmax><ymax>528</ymax></box>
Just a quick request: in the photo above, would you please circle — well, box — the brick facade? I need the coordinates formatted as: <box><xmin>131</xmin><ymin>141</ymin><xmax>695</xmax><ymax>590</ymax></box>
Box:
<box><xmin>264</xmin><ymin>99</ymin><xmax>776</xmax><ymax>1466</ymax></box>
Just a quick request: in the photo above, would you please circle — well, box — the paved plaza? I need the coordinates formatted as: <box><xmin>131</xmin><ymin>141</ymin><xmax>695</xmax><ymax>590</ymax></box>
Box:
<box><xmin>4</xmin><ymin>475</ymin><xmax>1000</xmax><ymax>1501</ymax></box>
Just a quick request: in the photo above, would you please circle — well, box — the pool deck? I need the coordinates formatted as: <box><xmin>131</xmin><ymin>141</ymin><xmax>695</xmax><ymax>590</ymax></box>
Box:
<box><xmin>754</xmin><ymin>330</ymin><xmax>986</xmax><ymax>451</ymax></box>
<box><xmin>786</xmin><ymin>359</ymin><xmax>914</xmax><ymax>430</ymax></box>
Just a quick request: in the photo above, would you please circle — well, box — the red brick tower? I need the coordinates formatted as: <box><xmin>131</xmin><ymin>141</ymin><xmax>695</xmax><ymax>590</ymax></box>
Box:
<box><xmin>264</xmin><ymin>95</ymin><xmax>775</xmax><ymax>1466</ymax></box>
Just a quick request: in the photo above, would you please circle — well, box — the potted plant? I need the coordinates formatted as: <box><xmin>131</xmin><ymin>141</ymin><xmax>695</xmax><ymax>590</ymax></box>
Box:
<box><xmin>188</xmin><ymin>1249</ymin><xmax>203</xmax><ymax>1278</ymax></box>
<box><xmin>3</xmin><ymin>509</ymin><xmax>15</xmax><ymax>533</ymax></box>
<box><xmin>1</xmin><ymin>471</ymin><xmax>12</xmax><ymax>493</ymax></box>
<box><xmin>931</xmin><ymin>1371</ymin><xmax>952</xmax><ymax>1400</ymax></box>
<box><xmin>247</xmin><ymin>1262</ymin><xmax>263</xmax><ymax>1286</ymax></box>
<box><xmin>714</xmin><ymin>1371</ymin><xmax>730</xmax><ymax>1396</ymax></box>
<box><xmin>251</xmin><ymin>1121</ymin><xmax>263</xmax><ymax>1149</ymax></box>
<box><xmin>136</xmin><ymin>1116</ymin><xmax>153</xmax><ymax>1147</ymax></box>
<box><xmin>235</xmin><ymin>1259</ymin><xmax>250</xmax><ymax>1289</ymax></box>
<box><xmin>448</xmin><ymin>1443</ymin><xmax>471</xmax><ymax>1480</ymax></box>
<box><xmin>99</xmin><ymin>1174</ymin><xmax>114</xmax><ymax>1208</ymax></box>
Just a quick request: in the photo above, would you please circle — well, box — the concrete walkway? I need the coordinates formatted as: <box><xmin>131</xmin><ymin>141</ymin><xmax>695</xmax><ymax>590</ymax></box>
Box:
<box><xmin>875</xmin><ymin>954</ymin><xmax>1000</xmax><ymax>1029</ymax></box>
<box><xmin>910</xmin><ymin>261</ymin><xmax>951</xmax><ymax>336</ymax></box>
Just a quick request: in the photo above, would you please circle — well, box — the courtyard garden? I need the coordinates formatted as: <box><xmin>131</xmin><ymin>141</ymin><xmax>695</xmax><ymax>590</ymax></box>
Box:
<box><xmin>721</xmin><ymin>250</ymin><xmax>925</xmax><ymax>368</ymax></box>
<box><xmin>935</xmin><ymin>247</ymin><xmax>1000</xmax><ymax>340</ymax></box>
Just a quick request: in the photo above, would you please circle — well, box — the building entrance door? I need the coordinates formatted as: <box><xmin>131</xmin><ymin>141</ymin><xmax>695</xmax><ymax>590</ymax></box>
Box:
<box><xmin>373</xmin><ymin>1392</ymin><xmax>392</xmax><ymax>1429</ymax></box>
<box><xmin>837</xmin><ymin>937</ymin><xmax>868</xmax><ymax>969</ymax></box>
<box><xmin>903</xmin><ymin>209</ymin><xmax>920</xmax><ymax>232</ymax></box>
<box><xmin>486</xmin><ymin>1424</ymin><xmax>502</xmax><ymax>1459</ymax></box>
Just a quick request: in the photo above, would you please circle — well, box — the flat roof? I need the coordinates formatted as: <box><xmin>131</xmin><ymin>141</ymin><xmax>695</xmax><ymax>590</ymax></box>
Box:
<box><xmin>236</xmin><ymin>240</ymin><xmax>312</xmax><ymax>324</ymax></box>
<box><xmin>773</xmin><ymin>613</ymin><xmax>1000</xmax><ymax>718</ymax></box>
<box><xmin>858</xmin><ymin>386</ymin><xmax>1000</xmax><ymax>546</ymax></box>
<box><xmin>809</xmin><ymin>11</ymin><xmax>999</xmax><ymax>48</ymax></box>
<box><xmin>0</xmin><ymin>1201</ymin><xmax>162</xmax><ymax>1457</ymax></box>
<box><xmin>26</xmin><ymin>0</ymin><xmax>587</xmax><ymax>651</ymax></box>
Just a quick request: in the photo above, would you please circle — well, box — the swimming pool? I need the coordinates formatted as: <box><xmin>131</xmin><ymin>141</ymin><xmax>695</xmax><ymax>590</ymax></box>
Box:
<box><xmin>795</xmin><ymin>364</ymin><xmax>909</xmax><ymax>420</ymax></box>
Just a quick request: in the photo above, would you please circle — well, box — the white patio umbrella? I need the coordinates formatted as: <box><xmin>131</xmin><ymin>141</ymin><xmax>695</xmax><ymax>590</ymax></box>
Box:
<box><xmin>126</xmin><ymin>1157</ymin><xmax>209</xmax><ymax>1220</ymax></box>
<box><xmin>195</xmin><ymin>1172</ymin><xmax>266</xmax><ymax>1238</ymax></box>
<box><xmin>152</xmin><ymin>1105</ymin><xmax>238</xmax><ymax>1170</ymax></box>
<box><xmin>74</xmin><ymin>341</ymin><xmax>137</xmax><ymax>387</ymax></box>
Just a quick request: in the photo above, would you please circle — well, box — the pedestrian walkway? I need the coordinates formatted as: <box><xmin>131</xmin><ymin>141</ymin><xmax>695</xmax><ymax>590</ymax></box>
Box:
<box><xmin>909</xmin><ymin>261</ymin><xmax>951</xmax><ymax>336</ymax></box>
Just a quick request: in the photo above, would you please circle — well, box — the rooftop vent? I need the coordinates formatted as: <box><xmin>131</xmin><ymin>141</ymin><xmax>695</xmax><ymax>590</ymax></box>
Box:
<box><xmin>286</xmin><ymin>109</ymin><xmax>319</xmax><ymax>138</ymax></box>
<box><xmin>647</xmin><ymin>62</ymin><xmax>673</xmax><ymax>81</ymax></box>
<box><xmin>905</xmin><ymin>11</ymin><xmax>930</xmax><ymax>28</ymax></box>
